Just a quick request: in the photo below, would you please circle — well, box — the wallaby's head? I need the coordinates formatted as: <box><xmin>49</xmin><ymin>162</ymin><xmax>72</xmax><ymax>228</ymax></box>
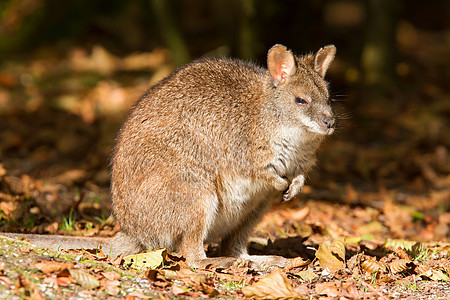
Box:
<box><xmin>267</xmin><ymin>44</ymin><xmax>336</xmax><ymax>136</ymax></box>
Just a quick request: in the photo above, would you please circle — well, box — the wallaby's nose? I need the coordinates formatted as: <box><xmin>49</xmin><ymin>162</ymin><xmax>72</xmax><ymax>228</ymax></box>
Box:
<box><xmin>322</xmin><ymin>116</ymin><xmax>335</xmax><ymax>129</ymax></box>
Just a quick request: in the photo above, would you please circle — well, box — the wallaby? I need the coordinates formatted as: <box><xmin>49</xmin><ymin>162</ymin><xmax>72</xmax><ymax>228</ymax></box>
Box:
<box><xmin>1</xmin><ymin>44</ymin><xmax>336</xmax><ymax>268</ymax></box>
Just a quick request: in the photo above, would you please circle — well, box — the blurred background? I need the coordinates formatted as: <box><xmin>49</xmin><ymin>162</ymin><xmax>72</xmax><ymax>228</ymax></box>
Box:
<box><xmin>0</xmin><ymin>0</ymin><xmax>448</xmax><ymax>241</ymax></box>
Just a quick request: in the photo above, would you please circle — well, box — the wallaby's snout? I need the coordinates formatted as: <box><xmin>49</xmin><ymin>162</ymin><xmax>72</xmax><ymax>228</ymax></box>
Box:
<box><xmin>312</xmin><ymin>105</ymin><xmax>335</xmax><ymax>135</ymax></box>
<box><xmin>321</xmin><ymin>114</ymin><xmax>335</xmax><ymax>133</ymax></box>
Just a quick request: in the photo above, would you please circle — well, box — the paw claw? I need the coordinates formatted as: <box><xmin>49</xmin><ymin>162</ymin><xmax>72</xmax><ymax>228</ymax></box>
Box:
<box><xmin>283</xmin><ymin>184</ymin><xmax>303</xmax><ymax>202</ymax></box>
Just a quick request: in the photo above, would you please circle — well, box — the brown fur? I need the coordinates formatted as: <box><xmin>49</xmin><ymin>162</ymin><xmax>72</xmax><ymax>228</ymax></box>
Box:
<box><xmin>1</xmin><ymin>45</ymin><xmax>336</xmax><ymax>268</ymax></box>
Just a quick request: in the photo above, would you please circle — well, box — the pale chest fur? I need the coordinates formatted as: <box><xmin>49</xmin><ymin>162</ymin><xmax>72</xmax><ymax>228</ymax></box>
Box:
<box><xmin>270</xmin><ymin>127</ymin><xmax>322</xmax><ymax>179</ymax></box>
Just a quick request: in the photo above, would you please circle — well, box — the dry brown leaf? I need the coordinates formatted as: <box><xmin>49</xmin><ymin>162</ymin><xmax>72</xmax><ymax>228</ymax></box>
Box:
<box><xmin>172</xmin><ymin>285</ymin><xmax>187</xmax><ymax>295</ymax></box>
<box><xmin>127</xmin><ymin>291</ymin><xmax>153</xmax><ymax>298</ymax></box>
<box><xmin>418</xmin><ymin>267</ymin><xmax>449</xmax><ymax>281</ymax></box>
<box><xmin>123</xmin><ymin>248</ymin><xmax>167</xmax><ymax>270</ymax></box>
<box><xmin>415</xmin><ymin>264</ymin><xmax>431</xmax><ymax>275</ymax></box>
<box><xmin>361</xmin><ymin>259</ymin><xmax>386</xmax><ymax>274</ymax></box>
<box><xmin>105</xmin><ymin>284</ymin><xmax>120</xmax><ymax>296</ymax></box>
<box><xmin>284</xmin><ymin>257</ymin><xmax>310</xmax><ymax>271</ymax></box>
<box><xmin>31</xmin><ymin>289</ymin><xmax>45</xmax><ymax>300</ymax></box>
<box><xmin>315</xmin><ymin>239</ymin><xmax>346</xmax><ymax>272</ymax></box>
<box><xmin>0</xmin><ymin>276</ymin><xmax>12</xmax><ymax>287</ymax></box>
<box><xmin>110</xmin><ymin>254</ymin><xmax>123</xmax><ymax>266</ymax></box>
<box><xmin>199</xmin><ymin>281</ymin><xmax>219</xmax><ymax>297</ymax></box>
<box><xmin>296</xmin><ymin>269</ymin><xmax>318</xmax><ymax>282</ymax></box>
<box><xmin>315</xmin><ymin>282</ymin><xmax>340</xmax><ymax>297</ymax></box>
<box><xmin>33</xmin><ymin>261</ymin><xmax>75</xmax><ymax>275</ymax></box>
<box><xmin>69</xmin><ymin>268</ymin><xmax>100</xmax><ymax>290</ymax></box>
<box><xmin>384</xmin><ymin>239</ymin><xmax>417</xmax><ymax>251</ymax></box>
<box><xmin>389</xmin><ymin>259</ymin><xmax>411</xmax><ymax>274</ymax></box>
<box><xmin>101</xmin><ymin>271</ymin><xmax>121</xmax><ymax>281</ymax></box>
<box><xmin>145</xmin><ymin>269</ymin><xmax>167</xmax><ymax>283</ymax></box>
<box><xmin>56</xmin><ymin>276</ymin><xmax>74</xmax><ymax>287</ymax></box>
<box><xmin>280</xmin><ymin>207</ymin><xmax>310</xmax><ymax>221</ymax></box>
<box><xmin>383</xmin><ymin>199</ymin><xmax>413</xmax><ymax>237</ymax></box>
<box><xmin>357</xmin><ymin>221</ymin><xmax>386</xmax><ymax>235</ymax></box>
<box><xmin>346</xmin><ymin>253</ymin><xmax>364</xmax><ymax>274</ymax></box>
<box><xmin>44</xmin><ymin>222</ymin><xmax>59</xmax><ymax>234</ymax></box>
<box><xmin>242</xmin><ymin>271</ymin><xmax>297</xmax><ymax>299</ymax></box>
<box><xmin>0</xmin><ymin>163</ymin><xmax>7</xmax><ymax>177</ymax></box>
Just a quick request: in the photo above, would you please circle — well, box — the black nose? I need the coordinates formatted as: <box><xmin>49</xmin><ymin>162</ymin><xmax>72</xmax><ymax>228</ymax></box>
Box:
<box><xmin>322</xmin><ymin>116</ymin><xmax>335</xmax><ymax>129</ymax></box>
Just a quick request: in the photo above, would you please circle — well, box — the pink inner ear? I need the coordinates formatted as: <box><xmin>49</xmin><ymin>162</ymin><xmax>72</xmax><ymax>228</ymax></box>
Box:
<box><xmin>272</xmin><ymin>60</ymin><xmax>294</xmax><ymax>83</ymax></box>
<box><xmin>279</xmin><ymin>63</ymin><xmax>292</xmax><ymax>82</ymax></box>
<box><xmin>268</xmin><ymin>45</ymin><xmax>295</xmax><ymax>84</ymax></box>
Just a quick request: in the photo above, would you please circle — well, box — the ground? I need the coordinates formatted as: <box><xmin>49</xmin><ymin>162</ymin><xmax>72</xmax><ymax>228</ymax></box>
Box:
<box><xmin>0</xmin><ymin>28</ymin><xmax>449</xmax><ymax>298</ymax></box>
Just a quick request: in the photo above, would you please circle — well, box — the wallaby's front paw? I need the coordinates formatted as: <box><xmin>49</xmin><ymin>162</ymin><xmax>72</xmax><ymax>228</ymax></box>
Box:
<box><xmin>283</xmin><ymin>174</ymin><xmax>305</xmax><ymax>201</ymax></box>
<box><xmin>282</xmin><ymin>182</ymin><xmax>302</xmax><ymax>202</ymax></box>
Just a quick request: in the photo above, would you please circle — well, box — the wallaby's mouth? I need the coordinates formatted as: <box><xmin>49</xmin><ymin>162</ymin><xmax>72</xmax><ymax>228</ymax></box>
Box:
<box><xmin>305</xmin><ymin>125</ymin><xmax>334</xmax><ymax>136</ymax></box>
<box><xmin>325</xmin><ymin>127</ymin><xmax>335</xmax><ymax>135</ymax></box>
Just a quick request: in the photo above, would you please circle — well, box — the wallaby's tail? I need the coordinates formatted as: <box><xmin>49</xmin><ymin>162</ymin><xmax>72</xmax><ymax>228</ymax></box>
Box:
<box><xmin>0</xmin><ymin>232</ymin><xmax>108</xmax><ymax>251</ymax></box>
<box><xmin>0</xmin><ymin>232</ymin><xmax>144</xmax><ymax>258</ymax></box>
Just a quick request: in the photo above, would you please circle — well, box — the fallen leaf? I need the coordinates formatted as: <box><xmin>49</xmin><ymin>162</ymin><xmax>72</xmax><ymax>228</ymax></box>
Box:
<box><xmin>280</xmin><ymin>207</ymin><xmax>310</xmax><ymax>221</ymax></box>
<box><xmin>389</xmin><ymin>259</ymin><xmax>411</xmax><ymax>274</ymax></box>
<box><xmin>384</xmin><ymin>239</ymin><xmax>416</xmax><ymax>251</ymax></box>
<box><xmin>357</xmin><ymin>221</ymin><xmax>386</xmax><ymax>235</ymax></box>
<box><xmin>110</xmin><ymin>254</ymin><xmax>124</xmax><ymax>266</ymax></box>
<box><xmin>101</xmin><ymin>271</ymin><xmax>121</xmax><ymax>281</ymax></box>
<box><xmin>242</xmin><ymin>271</ymin><xmax>297</xmax><ymax>299</ymax></box>
<box><xmin>33</xmin><ymin>261</ymin><xmax>75</xmax><ymax>275</ymax></box>
<box><xmin>56</xmin><ymin>276</ymin><xmax>74</xmax><ymax>287</ymax></box>
<box><xmin>419</xmin><ymin>268</ymin><xmax>449</xmax><ymax>281</ymax></box>
<box><xmin>315</xmin><ymin>239</ymin><xmax>346</xmax><ymax>272</ymax></box>
<box><xmin>361</xmin><ymin>258</ymin><xmax>386</xmax><ymax>274</ymax></box>
<box><xmin>31</xmin><ymin>289</ymin><xmax>45</xmax><ymax>300</ymax></box>
<box><xmin>0</xmin><ymin>276</ymin><xmax>11</xmax><ymax>287</ymax></box>
<box><xmin>123</xmin><ymin>248</ymin><xmax>167</xmax><ymax>270</ymax></box>
<box><xmin>199</xmin><ymin>281</ymin><xmax>219</xmax><ymax>297</ymax></box>
<box><xmin>172</xmin><ymin>285</ymin><xmax>187</xmax><ymax>295</ymax></box>
<box><xmin>127</xmin><ymin>291</ymin><xmax>152</xmax><ymax>298</ymax></box>
<box><xmin>415</xmin><ymin>264</ymin><xmax>431</xmax><ymax>276</ymax></box>
<box><xmin>43</xmin><ymin>276</ymin><xmax>59</xmax><ymax>287</ymax></box>
<box><xmin>145</xmin><ymin>269</ymin><xmax>171</xmax><ymax>288</ymax></box>
<box><xmin>296</xmin><ymin>269</ymin><xmax>318</xmax><ymax>282</ymax></box>
<box><xmin>315</xmin><ymin>282</ymin><xmax>340</xmax><ymax>297</ymax></box>
<box><xmin>69</xmin><ymin>269</ymin><xmax>100</xmax><ymax>289</ymax></box>
<box><xmin>105</xmin><ymin>284</ymin><xmax>121</xmax><ymax>296</ymax></box>
<box><xmin>284</xmin><ymin>257</ymin><xmax>310</xmax><ymax>271</ymax></box>
<box><xmin>344</xmin><ymin>235</ymin><xmax>375</xmax><ymax>244</ymax></box>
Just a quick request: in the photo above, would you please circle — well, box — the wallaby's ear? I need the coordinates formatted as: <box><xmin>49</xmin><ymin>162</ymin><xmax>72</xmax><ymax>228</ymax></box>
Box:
<box><xmin>314</xmin><ymin>45</ymin><xmax>336</xmax><ymax>77</ymax></box>
<box><xmin>267</xmin><ymin>44</ymin><xmax>296</xmax><ymax>86</ymax></box>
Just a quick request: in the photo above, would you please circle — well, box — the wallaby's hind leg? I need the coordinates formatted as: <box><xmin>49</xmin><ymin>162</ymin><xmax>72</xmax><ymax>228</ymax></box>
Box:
<box><xmin>174</xmin><ymin>201</ymin><xmax>242</xmax><ymax>269</ymax></box>
<box><xmin>219</xmin><ymin>203</ymin><xmax>289</xmax><ymax>269</ymax></box>
<box><xmin>219</xmin><ymin>201</ymin><xmax>272</xmax><ymax>258</ymax></box>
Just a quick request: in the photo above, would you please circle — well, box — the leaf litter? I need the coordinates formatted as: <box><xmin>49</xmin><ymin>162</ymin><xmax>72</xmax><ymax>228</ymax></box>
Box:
<box><xmin>0</xmin><ymin>23</ymin><xmax>449</xmax><ymax>299</ymax></box>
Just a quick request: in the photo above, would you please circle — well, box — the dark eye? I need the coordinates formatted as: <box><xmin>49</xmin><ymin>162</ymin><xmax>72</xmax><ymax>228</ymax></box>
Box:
<box><xmin>295</xmin><ymin>97</ymin><xmax>308</xmax><ymax>105</ymax></box>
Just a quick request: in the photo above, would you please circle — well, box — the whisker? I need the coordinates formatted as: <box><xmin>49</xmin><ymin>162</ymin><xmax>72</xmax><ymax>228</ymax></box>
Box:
<box><xmin>330</xmin><ymin>98</ymin><xmax>347</xmax><ymax>102</ymax></box>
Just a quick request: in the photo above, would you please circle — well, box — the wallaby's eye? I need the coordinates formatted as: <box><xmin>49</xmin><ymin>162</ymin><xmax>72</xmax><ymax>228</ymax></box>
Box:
<box><xmin>295</xmin><ymin>97</ymin><xmax>308</xmax><ymax>105</ymax></box>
